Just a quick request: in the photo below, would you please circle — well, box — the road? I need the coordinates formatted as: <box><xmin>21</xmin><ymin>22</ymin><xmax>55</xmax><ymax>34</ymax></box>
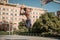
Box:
<box><xmin>0</xmin><ymin>35</ymin><xmax>59</xmax><ymax>40</ymax></box>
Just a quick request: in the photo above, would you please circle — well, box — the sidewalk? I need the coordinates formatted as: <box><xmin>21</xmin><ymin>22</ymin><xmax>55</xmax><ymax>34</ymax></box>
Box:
<box><xmin>0</xmin><ymin>35</ymin><xmax>59</xmax><ymax>40</ymax></box>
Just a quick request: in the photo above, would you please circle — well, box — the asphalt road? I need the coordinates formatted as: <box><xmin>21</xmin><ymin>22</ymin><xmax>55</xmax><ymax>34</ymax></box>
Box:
<box><xmin>0</xmin><ymin>35</ymin><xmax>59</xmax><ymax>40</ymax></box>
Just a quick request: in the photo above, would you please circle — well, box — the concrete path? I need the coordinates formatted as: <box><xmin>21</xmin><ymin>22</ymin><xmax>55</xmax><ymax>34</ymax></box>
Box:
<box><xmin>0</xmin><ymin>35</ymin><xmax>59</xmax><ymax>40</ymax></box>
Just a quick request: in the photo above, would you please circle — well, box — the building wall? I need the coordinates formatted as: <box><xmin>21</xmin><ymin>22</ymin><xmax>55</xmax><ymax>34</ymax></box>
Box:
<box><xmin>0</xmin><ymin>3</ymin><xmax>46</xmax><ymax>30</ymax></box>
<box><xmin>30</xmin><ymin>8</ymin><xmax>45</xmax><ymax>25</ymax></box>
<box><xmin>0</xmin><ymin>4</ymin><xmax>20</xmax><ymax>29</ymax></box>
<box><xmin>0</xmin><ymin>0</ymin><xmax>8</xmax><ymax>3</ymax></box>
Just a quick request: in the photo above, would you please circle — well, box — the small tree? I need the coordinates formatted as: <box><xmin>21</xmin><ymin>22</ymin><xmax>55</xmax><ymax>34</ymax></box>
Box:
<box><xmin>18</xmin><ymin>21</ymin><xmax>28</xmax><ymax>32</ymax></box>
<box><xmin>32</xmin><ymin>12</ymin><xmax>60</xmax><ymax>34</ymax></box>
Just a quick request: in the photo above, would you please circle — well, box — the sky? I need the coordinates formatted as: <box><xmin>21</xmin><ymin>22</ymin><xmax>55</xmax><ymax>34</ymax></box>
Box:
<box><xmin>9</xmin><ymin>0</ymin><xmax>60</xmax><ymax>13</ymax></box>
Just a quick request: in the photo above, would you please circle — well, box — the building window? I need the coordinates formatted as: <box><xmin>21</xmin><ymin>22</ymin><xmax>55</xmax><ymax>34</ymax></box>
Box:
<box><xmin>6</xmin><ymin>13</ymin><xmax>8</xmax><ymax>15</ymax></box>
<box><xmin>36</xmin><ymin>16</ymin><xmax>38</xmax><ymax>18</ymax></box>
<box><xmin>7</xmin><ymin>8</ymin><xmax>9</xmax><ymax>11</ymax></box>
<box><xmin>15</xmin><ymin>10</ymin><xmax>18</xmax><ymax>12</ymax></box>
<box><xmin>33</xmin><ymin>12</ymin><xmax>35</xmax><ymax>14</ymax></box>
<box><xmin>2</xmin><ymin>17</ymin><xmax>5</xmax><ymax>19</ymax></box>
<box><xmin>15</xmin><ymin>18</ymin><xmax>17</xmax><ymax>20</ymax></box>
<box><xmin>11</xmin><ymin>18</ymin><xmax>13</xmax><ymax>20</ymax></box>
<box><xmin>0</xmin><ymin>22</ymin><xmax>2</xmax><ymax>24</ymax></box>
<box><xmin>11</xmin><ymin>9</ymin><xmax>14</xmax><ymax>12</ymax></box>
<box><xmin>3</xmin><ymin>12</ymin><xmax>5</xmax><ymax>15</ymax></box>
<box><xmin>11</xmin><ymin>13</ymin><xmax>13</xmax><ymax>16</ymax></box>
<box><xmin>15</xmin><ymin>14</ymin><xmax>17</xmax><ymax>16</ymax></box>
<box><xmin>33</xmin><ymin>16</ymin><xmax>35</xmax><ymax>18</ymax></box>
<box><xmin>3</xmin><ymin>8</ymin><xmax>5</xmax><ymax>10</ymax></box>
<box><xmin>36</xmin><ymin>12</ymin><xmax>38</xmax><ymax>14</ymax></box>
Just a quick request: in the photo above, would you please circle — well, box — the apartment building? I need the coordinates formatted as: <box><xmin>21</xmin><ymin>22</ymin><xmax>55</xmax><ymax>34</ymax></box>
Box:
<box><xmin>0</xmin><ymin>0</ymin><xmax>8</xmax><ymax>3</ymax></box>
<box><xmin>0</xmin><ymin>0</ymin><xmax>46</xmax><ymax>30</ymax></box>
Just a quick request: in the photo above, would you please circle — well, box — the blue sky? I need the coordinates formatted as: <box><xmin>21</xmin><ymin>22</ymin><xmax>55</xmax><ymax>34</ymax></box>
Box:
<box><xmin>9</xmin><ymin>0</ymin><xmax>60</xmax><ymax>12</ymax></box>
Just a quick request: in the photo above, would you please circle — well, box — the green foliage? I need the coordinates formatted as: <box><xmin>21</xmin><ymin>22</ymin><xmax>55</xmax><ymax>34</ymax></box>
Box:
<box><xmin>0</xmin><ymin>25</ymin><xmax>9</xmax><ymax>31</ymax></box>
<box><xmin>16</xmin><ymin>12</ymin><xmax>60</xmax><ymax>36</ymax></box>
<box><xmin>18</xmin><ymin>21</ymin><xmax>28</xmax><ymax>32</ymax></box>
<box><xmin>32</xmin><ymin>12</ymin><xmax>60</xmax><ymax>34</ymax></box>
<box><xmin>0</xmin><ymin>31</ymin><xmax>9</xmax><ymax>35</ymax></box>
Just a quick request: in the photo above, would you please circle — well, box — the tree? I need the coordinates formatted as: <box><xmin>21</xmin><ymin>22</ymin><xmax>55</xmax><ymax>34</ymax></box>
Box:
<box><xmin>32</xmin><ymin>12</ymin><xmax>60</xmax><ymax>34</ymax></box>
<box><xmin>18</xmin><ymin>21</ymin><xmax>28</xmax><ymax>32</ymax></box>
<box><xmin>0</xmin><ymin>21</ymin><xmax>9</xmax><ymax>31</ymax></box>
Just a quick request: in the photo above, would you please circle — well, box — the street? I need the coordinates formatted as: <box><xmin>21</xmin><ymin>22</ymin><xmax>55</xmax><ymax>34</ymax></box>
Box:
<box><xmin>0</xmin><ymin>35</ymin><xmax>59</xmax><ymax>40</ymax></box>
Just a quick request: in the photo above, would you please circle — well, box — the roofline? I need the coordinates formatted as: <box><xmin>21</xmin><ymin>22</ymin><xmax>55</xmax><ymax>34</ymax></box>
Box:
<box><xmin>20</xmin><ymin>4</ymin><xmax>47</xmax><ymax>11</ymax></box>
<box><xmin>0</xmin><ymin>2</ymin><xmax>20</xmax><ymax>7</ymax></box>
<box><xmin>0</xmin><ymin>2</ymin><xmax>47</xmax><ymax>11</ymax></box>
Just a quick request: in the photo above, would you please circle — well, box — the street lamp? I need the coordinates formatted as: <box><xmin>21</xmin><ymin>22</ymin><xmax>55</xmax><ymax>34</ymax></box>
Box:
<box><xmin>9</xmin><ymin>21</ymin><xmax>10</xmax><ymax>35</ymax></box>
<box><xmin>12</xmin><ymin>23</ymin><xmax>14</xmax><ymax>35</ymax></box>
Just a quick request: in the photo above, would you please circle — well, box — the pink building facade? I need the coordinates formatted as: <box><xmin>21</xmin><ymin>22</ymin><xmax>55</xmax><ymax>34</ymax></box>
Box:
<box><xmin>0</xmin><ymin>0</ymin><xmax>46</xmax><ymax>30</ymax></box>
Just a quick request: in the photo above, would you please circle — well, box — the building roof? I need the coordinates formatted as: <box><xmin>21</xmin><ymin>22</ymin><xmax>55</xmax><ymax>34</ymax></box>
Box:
<box><xmin>0</xmin><ymin>2</ymin><xmax>47</xmax><ymax>11</ymax></box>
<box><xmin>0</xmin><ymin>2</ymin><xmax>20</xmax><ymax>7</ymax></box>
